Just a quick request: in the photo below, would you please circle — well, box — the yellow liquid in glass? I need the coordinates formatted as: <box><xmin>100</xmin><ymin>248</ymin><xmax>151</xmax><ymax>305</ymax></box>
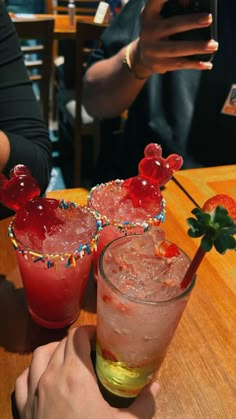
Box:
<box><xmin>96</xmin><ymin>344</ymin><xmax>155</xmax><ymax>398</ymax></box>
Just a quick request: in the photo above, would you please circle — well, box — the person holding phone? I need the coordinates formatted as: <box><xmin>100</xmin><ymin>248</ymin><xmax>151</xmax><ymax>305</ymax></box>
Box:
<box><xmin>83</xmin><ymin>0</ymin><xmax>235</xmax><ymax>183</ymax></box>
<box><xmin>0</xmin><ymin>1</ymin><xmax>52</xmax><ymax>219</ymax></box>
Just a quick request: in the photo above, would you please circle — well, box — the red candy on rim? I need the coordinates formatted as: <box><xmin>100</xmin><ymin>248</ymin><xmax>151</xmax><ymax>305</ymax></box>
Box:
<box><xmin>123</xmin><ymin>143</ymin><xmax>183</xmax><ymax>209</ymax></box>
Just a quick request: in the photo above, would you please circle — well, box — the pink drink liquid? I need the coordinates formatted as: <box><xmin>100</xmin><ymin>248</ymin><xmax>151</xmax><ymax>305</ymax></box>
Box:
<box><xmin>13</xmin><ymin>205</ymin><xmax>97</xmax><ymax>328</ymax></box>
<box><xmin>88</xmin><ymin>180</ymin><xmax>164</xmax><ymax>281</ymax></box>
<box><xmin>96</xmin><ymin>233</ymin><xmax>195</xmax><ymax>397</ymax></box>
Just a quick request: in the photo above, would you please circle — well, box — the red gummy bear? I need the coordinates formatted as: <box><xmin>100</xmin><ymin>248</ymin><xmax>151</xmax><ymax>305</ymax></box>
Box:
<box><xmin>124</xmin><ymin>176</ymin><xmax>163</xmax><ymax>210</ymax></box>
<box><xmin>139</xmin><ymin>143</ymin><xmax>183</xmax><ymax>186</ymax></box>
<box><xmin>14</xmin><ymin>197</ymin><xmax>63</xmax><ymax>241</ymax></box>
<box><xmin>123</xmin><ymin>143</ymin><xmax>183</xmax><ymax>208</ymax></box>
<box><xmin>0</xmin><ymin>165</ymin><xmax>40</xmax><ymax>211</ymax></box>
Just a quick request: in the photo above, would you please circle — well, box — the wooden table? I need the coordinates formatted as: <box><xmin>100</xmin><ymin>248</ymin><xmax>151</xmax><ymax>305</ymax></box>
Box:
<box><xmin>11</xmin><ymin>13</ymin><xmax>96</xmax><ymax>39</ymax></box>
<box><xmin>174</xmin><ymin>164</ymin><xmax>236</xmax><ymax>206</ymax></box>
<box><xmin>0</xmin><ymin>171</ymin><xmax>235</xmax><ymax>418</ymax></box>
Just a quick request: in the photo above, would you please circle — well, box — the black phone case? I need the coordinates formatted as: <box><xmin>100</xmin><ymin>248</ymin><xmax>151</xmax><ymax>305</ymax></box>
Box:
<box><xmin>161</xmin><ymin>0</ymin><xmax>218</xmax><ymax>61</ymax></box>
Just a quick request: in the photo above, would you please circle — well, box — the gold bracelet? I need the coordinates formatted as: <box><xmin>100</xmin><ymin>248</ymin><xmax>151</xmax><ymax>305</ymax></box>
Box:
<box><xmin>123</xmin><ymin>44</ymin><xmax>148</xmax><ymax>81</ymax></box>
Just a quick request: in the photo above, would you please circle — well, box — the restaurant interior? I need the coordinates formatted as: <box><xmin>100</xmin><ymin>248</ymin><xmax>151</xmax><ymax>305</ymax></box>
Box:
<box><xmin>1</xmin><ymin>2</ymin><xmax>235</xmax><ymax>419</ymax></box>
<box><xmin>6</xmin><ymin>0</ymin><xmax>119</xmax><ymax>190</ymax></box>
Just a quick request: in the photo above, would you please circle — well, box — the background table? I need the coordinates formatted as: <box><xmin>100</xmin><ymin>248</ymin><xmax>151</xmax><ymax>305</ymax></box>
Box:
<box><xmin>0</xmin><ymin>172</ymin><xmax>235</xmax><ymax>418</ymax></box>
<box><xmin>174</xmin><ymin>164</ymin><xmax>236</xmax><ymax>206</ymax></box>
<box><xmin>11</xmin><ymin>14</ymin><xmax>103</xmax><ymax>39</ymax></box>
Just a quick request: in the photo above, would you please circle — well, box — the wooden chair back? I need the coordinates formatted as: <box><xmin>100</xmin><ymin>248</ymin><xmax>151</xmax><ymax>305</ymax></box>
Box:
<box><xmin>13</xmin><ymin>18</ymin><xmax>55</xmax><ymax>126</ymax></box>
<box><xmin>57</xmin><ymin>20</ymin><xmax>106</xmax><ymax>186</ymax></box>
<box><xmin>74</xmin><ymin>20</ymin><xmax>106</xmax><ymax>186</ymax></box>
<box><xmin>46</xmin><ymin>0</ymin><xmax>99</xmax><ymax>16</ymax></box>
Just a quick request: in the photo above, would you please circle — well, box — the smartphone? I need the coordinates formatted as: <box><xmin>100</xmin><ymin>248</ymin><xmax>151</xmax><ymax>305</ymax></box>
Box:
<box><xmin>161</xmin><ymin>0</ymin><xmax>218</xmax><ymax>61</ymax></box>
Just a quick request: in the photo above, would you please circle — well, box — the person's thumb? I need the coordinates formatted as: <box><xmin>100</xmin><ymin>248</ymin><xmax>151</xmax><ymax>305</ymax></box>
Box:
<box><xmin>127</xmin><ymin>381</ymin><xmax>160</xmax><ymax>419</ymax></box>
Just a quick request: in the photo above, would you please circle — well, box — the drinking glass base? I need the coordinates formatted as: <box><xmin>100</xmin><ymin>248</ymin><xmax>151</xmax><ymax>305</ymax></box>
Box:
<box><xmin>97</xmin><ymin>378</ymin><xmax>136</xmax><ymax>408</ymax></box>
<box><xmin>28</xmin><ymin>308</ymin><xmax>80</xmax><ymax>329</ymax></box>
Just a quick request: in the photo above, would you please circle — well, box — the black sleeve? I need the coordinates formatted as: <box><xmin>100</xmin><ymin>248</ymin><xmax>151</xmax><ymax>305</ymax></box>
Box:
<box><xmin>87</xmin><ymin>0</ymin><xmax>144</xmax><ymax>67</ymax></box>
<box><xmin>0</xmin><ymin>2</ymin><xmax>52</xmax><ymax>194</ymax></box>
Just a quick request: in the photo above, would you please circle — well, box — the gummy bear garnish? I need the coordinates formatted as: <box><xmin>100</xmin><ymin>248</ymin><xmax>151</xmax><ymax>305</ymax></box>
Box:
<box><xmin>0</xmin><ymin>164</ymin><xmax>40</xmax><ymax>211</ymax></box>
<box><xmin>123</xmin><ymin>143</ymin><xmax>183</xmax><ymax>209</ymax></box>
<box><xmin>14</xmin><ymin>197</ymin><xmax>64</xmax><ymax>241</ymax></box>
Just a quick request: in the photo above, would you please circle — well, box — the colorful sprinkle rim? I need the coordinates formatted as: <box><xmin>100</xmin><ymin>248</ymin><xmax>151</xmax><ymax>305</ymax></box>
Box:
<box><xmin>8</xmin><ymin>199</ymin><xmax>103</xmax><ymax>269</ymax></box>
<box><xmin>87</xmin><ymin>179</ymin><xmax>166</xmax><ymax>230</ymax></box>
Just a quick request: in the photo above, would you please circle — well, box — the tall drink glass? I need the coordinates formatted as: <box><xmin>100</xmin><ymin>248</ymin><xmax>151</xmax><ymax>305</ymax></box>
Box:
<box><xmin>9</xmin><ymin>200</ymin><xmax>99</xmax><ymax>329</ymax></box>
<box><xmin>96</xmin><ymin>233</ymin><xmax>195</xmax><ymax>398</ymax></box>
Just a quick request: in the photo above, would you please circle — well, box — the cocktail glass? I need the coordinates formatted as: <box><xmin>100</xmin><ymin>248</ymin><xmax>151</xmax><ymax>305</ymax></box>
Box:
<box><xmin>9</xmin><ymin>200</ymin><xmax>99</xmax><ymax>329</ymax></box>
<box><xmin>96</xmin><ymin>232</ymin><xmax>195</xmax><ymax>398</ymax></box>
<box><xmin>88</xmin><ymin>179</ymin><xmax>165</xmax><ymax>281</ymax></box>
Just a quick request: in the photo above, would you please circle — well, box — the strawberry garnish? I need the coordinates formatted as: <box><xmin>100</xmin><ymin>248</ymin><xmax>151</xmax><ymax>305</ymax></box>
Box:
<box><xmin>202</xmin><ymin>194</ymin><xmax>236</xmax><ymax>223</ymax></box>
<box><xmin>180</xmin><ymin>194</ymin><xmax>236</xmax><ymax>289</ymax></box>
<box><xmin>155</xmin><ymin>241</ymin><xmax>180</xmax><ymax>257</ymax></box>
<box><xmin>101</xmin><ymin>348</ymin><xmax>118</xmax><ymax>362</ymax></box>
<box><xmin>102</xmin><ymin>294</ymin><xmax>112</xmax><ymax>303</ymax></box>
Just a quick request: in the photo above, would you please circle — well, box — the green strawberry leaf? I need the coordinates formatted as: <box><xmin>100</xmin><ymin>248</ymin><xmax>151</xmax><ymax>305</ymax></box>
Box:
<box><xmin>214</xmin><ymin>206</ymin><xmax>235</xmax><ymax>227</ymax></box>
<box><xmin>182</xmin><ymin>200</ymin><xmax>236</xmax><ymax>289</ymax></box>
<box><xmin>187</xmin><ymin>218</ymin><xmax>205</xmax><ymax>237</ymax></box>
<box><xmin>201</xmin><ymin>235</ymin><xmax>213</xmax><ymax>252</ymax></box>
<box><xmin>187</xmin><ymin>205</ymin><xmax>236</xmax><ymax>254</ymax></box>
<box><xmin>214</xmin><ymin>234</ymin><xmax>236</xmax><ymax>254</ymax></box>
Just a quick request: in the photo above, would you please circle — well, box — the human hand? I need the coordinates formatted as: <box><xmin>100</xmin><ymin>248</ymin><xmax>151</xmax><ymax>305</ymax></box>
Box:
<box><xmin>129</xmin><ymin>0</ymin><xmax>218</xmax><ymax>77</ymax></box>
<box><xmin>15</xmin><ymin>325</ymin><xmax>160</xmax><ymax>419</ymax></box>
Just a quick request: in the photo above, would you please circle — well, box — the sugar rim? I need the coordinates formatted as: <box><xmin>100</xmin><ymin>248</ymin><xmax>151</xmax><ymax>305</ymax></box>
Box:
<box><xmin>88</xmin><ymin>179</ymin><xmax>166</xmax><ymax>229</ymax></box>
<box><xmin>8</xmin><ymin>199</ymin><xmax>103</xmax><ymax>269</ymax></box>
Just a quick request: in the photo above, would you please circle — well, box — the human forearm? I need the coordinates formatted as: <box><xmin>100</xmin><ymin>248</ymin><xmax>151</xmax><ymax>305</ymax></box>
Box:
<box><xmin>83</xmin><ymin>42</ymin><xmax>148</xmax><ymax>119</ymax></box>
<box><xmin>4</xmin><ymin>130</ymin><xmax>52</xmax><ymax>194</ymax></box>
<box><xmin>0</xmin><ymin>131</ymin><xmax>10</xmax><ymax>172</ymax></box>
<box><xmin>0</xmin><ymin>4</ymin><xmax>52</xmax><ymax>193</ymax></box>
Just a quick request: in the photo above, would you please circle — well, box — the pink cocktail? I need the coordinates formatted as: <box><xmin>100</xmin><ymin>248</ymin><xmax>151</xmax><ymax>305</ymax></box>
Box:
<box><xmin>96</xmin><ymin>231</ymin><xmax>195</xmax><ymax>398</ymax></box>
<box><xmin>88</xmin><ymin>179</ymin><xmax>165</xmax><ymax>280</ymax></box>
<box><xmin>88</xmin><ymin>143</ymin><xmax>183</xmax><ymax>280</ymax></box>
<box><xmin>9</xmin><ymin>200</ymin><xmax>98</xmax><ymax>328</ymax></box>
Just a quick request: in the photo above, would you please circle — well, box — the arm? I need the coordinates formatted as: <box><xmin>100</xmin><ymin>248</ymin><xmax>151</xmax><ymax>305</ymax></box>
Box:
<box><xmin>0</xmin><ymin>3</ymin><xmax>52</xmax><ymax>193</ymax></box>
<box><xmin>83</xmin><ymin>41</ymin><xmax>147</xmax><ymax>119</ymax></box>
<box><xmin>0</xmin><ymin>131</ymin><xmax>10</xmax><ymax>172</ymax></box>
<box><xmin>83</xmin><ymin>0</ymin><xmax>218</xmax><ymax>119</ymax></box>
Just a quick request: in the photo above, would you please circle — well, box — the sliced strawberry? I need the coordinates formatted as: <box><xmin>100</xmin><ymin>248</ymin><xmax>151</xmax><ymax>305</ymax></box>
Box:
<box><xmin>155</xmin><ymin>241</ymin><xmax>180</xmax><ymax>257</ymax></box>
<box><xmin>101</xmin><ymin>348</ymin><xmax>118</xmax><ymax>362</ymax></box>
<box><xmin>102</xmin><ymin>294</ymin><xmax>112</xmax><ymax>303</ymax></box>
<box><xmin>202</xmin><ymin>194</ymin><xmax>236</xmax><ymax>223</ymax></box>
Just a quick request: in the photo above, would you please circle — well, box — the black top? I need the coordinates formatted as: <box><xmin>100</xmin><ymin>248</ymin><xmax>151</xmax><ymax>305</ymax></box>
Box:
<box><xmin>88</xmin><ymin>0</ymin><xmax>236</xmax><ymax>182</ymax></box>
<box><xmin>0</xmin><ymin>2</ymin><xmax>52</xmax><ymax>218</ymax></box>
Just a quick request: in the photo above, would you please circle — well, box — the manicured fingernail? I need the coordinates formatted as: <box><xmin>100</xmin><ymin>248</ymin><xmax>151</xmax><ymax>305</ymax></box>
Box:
<box><xmin>199</xmin><ymin>13</ymin><xmax>212</xmax><ymax>25</ymax></box>
<box><xmin>205</xmin><ymin>40</ymin><xmax>218</xmax><ymax>51</ymax></box>
<box><xmin>149</xmin><ymin>381</ymin><xmax>161</xmax><ymax>397</ymax></box>
<box><xmin>200</xmin><ymin>61</ymin><xmax>213</xmax><ymax>70</ymax></box>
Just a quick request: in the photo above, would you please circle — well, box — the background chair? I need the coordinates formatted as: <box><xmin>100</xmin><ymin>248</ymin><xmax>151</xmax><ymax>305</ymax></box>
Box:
<box><xmin>13</xmin><ymin>18</ymin><xmax>55</xmax><ymax>126</ymax></box>
<box><xmin>45</xmin><ymin>0</ymin><xmax>101</xmax><ymax>122</ymax></box>
<box><xmin>57</xmin><ymin>20</ymin><xmax>106</xmax><ymax>187</ymax></box>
